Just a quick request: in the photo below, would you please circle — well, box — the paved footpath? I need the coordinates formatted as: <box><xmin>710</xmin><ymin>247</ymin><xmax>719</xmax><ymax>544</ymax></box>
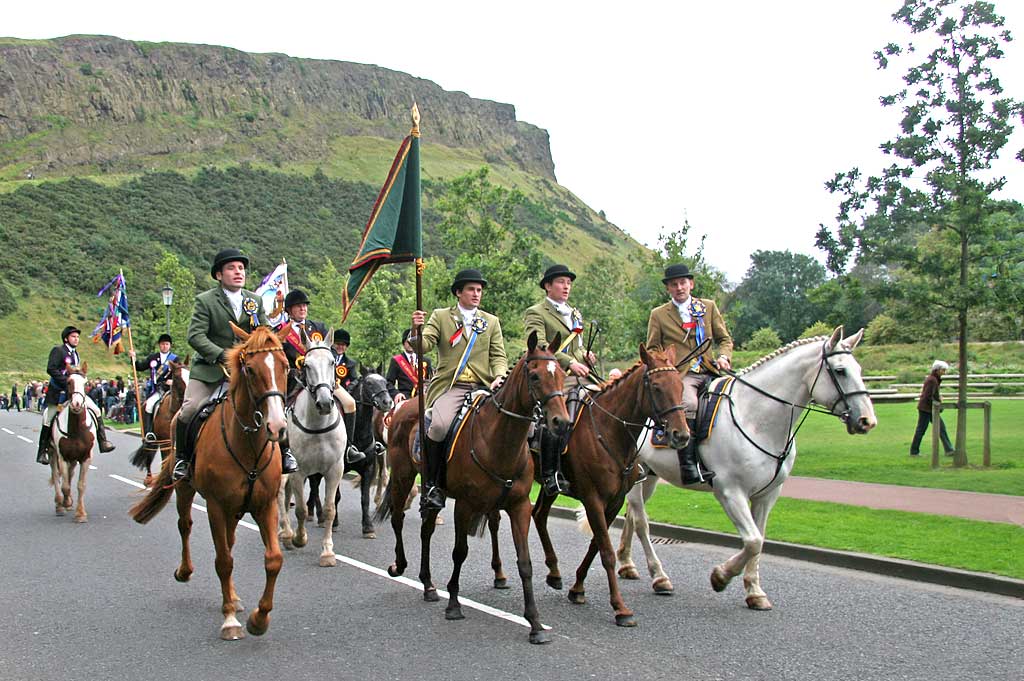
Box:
<box><xmin>782</xmin><ymin>476</ymin><xmax>1024</xmax><ymax>526</ymax></box>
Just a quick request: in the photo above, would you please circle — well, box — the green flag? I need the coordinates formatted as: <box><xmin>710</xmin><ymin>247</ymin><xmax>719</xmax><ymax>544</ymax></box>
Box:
<box><xmin>342</xmin><ymin>130</ymin><xmax>421</xmax><ymax>321</ymax></box>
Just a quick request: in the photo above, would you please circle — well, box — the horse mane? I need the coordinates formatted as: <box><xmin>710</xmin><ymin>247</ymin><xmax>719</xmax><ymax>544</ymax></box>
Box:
<box><xmin>739</xmin><ymin>336</ymin><xmax>826</xmax><ymax>375</ymax></box>
<box><xmin>225</xmin><ymin>326</ymin><xmax>283</xmax><ymax>387</ymax></box>
<box><xmin>599</xmin><ymin>361</ymin><xmax>643</xmax><ymax>391</ymax></box>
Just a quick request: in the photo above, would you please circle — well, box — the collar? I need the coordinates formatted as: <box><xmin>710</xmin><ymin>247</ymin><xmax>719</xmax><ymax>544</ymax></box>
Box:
<box><xmin>456</xmin><ymin>304</ymin><xmax>478</xmax><ymax>318</ymax></box>
<box><xmin>672</xmin><ymin>296</ymin><xmax>692</xmax><ymax>311</ymax></box>
<box><xmin>65</xmin><ymin>343</ymin><xmax>77</xmax><ymax>354</ymax></box>
<box><xmin>546</xmin><ymin>297</ymin><xmax>572</xmax><ymax>313</ymax></box>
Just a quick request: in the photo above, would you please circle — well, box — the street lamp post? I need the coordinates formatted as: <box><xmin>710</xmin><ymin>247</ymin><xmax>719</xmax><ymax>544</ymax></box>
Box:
<box><xmin>161</xmin><ymin>284</ymin><xmax>174</xmax><ymax>334</ymax></box>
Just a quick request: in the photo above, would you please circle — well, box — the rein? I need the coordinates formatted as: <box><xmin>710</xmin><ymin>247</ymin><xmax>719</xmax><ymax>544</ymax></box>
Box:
<box><xmin>291</xmin><ymin>346</ymin><xmax>342</xmax><ymax>435</ymax></box>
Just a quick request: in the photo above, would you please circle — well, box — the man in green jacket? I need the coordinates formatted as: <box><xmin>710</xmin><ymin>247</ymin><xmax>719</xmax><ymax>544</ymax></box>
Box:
<box><xmin>171</xmin><ymin>248</ymin><xmax>298</xmax><ymax>481</ymax></box>
<box><xmin>410</xmin><ymin>268</ymin><xmax>507</xmax><ymax>513</ymax></box>
<box><xmin>523</xmin><ymin>263</ymin><xmax>597</xmax><ymax>495</ymax></box>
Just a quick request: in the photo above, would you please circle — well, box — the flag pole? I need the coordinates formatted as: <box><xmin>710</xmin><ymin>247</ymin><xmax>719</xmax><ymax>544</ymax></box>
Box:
<box><xmin>120</xmin><ymin>269</ymin><xmax>145</xmax><ymax>430</ymax></box>
<box><xmin>410</xmin><ymin>103</ymin><xmax>428</xmax><ymax>486</ymax></box>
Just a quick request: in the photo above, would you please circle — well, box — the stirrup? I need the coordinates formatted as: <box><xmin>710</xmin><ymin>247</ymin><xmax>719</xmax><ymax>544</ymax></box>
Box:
<box><xmin>542</xmin><ymin>472</ymin><xmax>571</xmax><ymax>496</ymax></box>
<box><xmin>420</xmin><ymin>486</ymin><xmax>446</xmax><ymax>514</ymax></box>
<box><xmin>345</xmin><ymin>445</ymin><xmax>365</xmax><ymax>463</ymax></box>
<box><xmin>171</xmin><ymin>458</ymin><xmax>190</xmax><ymax>482</ymax></box>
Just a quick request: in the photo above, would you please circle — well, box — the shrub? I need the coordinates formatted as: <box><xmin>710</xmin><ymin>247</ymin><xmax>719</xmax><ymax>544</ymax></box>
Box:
<box><xmin>745</xmin><ymin>327</ymin><xmax>782</xmax><ymax>351</ymax></box>
<box><xmin>0</xmin><ymin>282</ymin><xmax>15</xmax><ymax>317</ymax></box>
<box><xmin>799</xmin><ymin>321</ymin><xmax>833</xmax><ymax>339</ymax></box>
<box><xmin>866</xmin><ymin>313</ymin><xmax>911</xmax><ymax>345</ymax></box>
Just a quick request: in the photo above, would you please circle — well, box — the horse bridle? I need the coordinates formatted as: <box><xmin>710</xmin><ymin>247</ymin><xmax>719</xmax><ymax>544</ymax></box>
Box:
<box><xmin>290</xmin><ymin>346</ymin><xmax>343</xmax><ymax>435</ymax></box>
<box><xmin>490</xmin><ymin>353</ymin><xmax>565</xmax><ymax>421</ymax></box>
<box><xmin>353</xmin><ymin>376</ymin><xmax>391</xmax><ymax>411</ymax></box>
<box><xmin>234</xmin><ymin>344</ymin><xmax>288</xmax><ymax>433</ymax></box>
<box><xmin>298</xmin><ymin>346</ymin><xmax>336</xmax><ymax>397</ymax></box>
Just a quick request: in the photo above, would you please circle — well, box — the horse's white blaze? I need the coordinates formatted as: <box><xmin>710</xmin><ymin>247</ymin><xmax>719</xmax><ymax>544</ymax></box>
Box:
<box><xmin>261</xmin><ymin>352</ymin><xmax>287</xmax><ymax>431</ymax></box>
<box><xmin>546</xmin><ymin>360</ymin><xmax>556</xmax><ymax>375</ymax></box>
<box><xmin>68</xmin><ymin>373</ymin><xmax>86</xmax><ymax>411</ymax></box>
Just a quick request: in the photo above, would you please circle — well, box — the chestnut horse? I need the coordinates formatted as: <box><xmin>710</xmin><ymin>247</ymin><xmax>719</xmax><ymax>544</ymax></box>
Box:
<box><xmin>49</xmin><ymin>364</ymin><xmax>96</xmax><ymax>523</ymax></box>
<box><xmin>129</xmin><ymin>358</ymin><xmax>190</xmax><ymax>486</ymax></box>
<box><xmin>489</xmin><ymin>344</ymin><xmax>690</xmax><ymax>626</ymax></box>
<box><xmin>130</xmin><ymin>324</ymin><xmax>290</xmax><ymax>641</ymax></box>
<box><xmin>375</xmin><ymin>331</ymin><xmax>569</xmax><ymax>644</ymax></box>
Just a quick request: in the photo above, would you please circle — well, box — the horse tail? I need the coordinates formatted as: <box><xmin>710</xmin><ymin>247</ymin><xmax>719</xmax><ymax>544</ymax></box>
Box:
<box><xmin>373</xmin><ymin>449</ymin><xmax>388</xmax><ymax>506</ymax></box>
<box><xmin>373</xmin><ymin>479</ymin><xmax>394</xmax><ymax>523</ymax></box>
<box><xmin>466</xmin><ymin>512</ymin><xmax>489</xmax><ymax>538</ymax></box>
<box><xmin>129</xmin><ymin>454</ymin><xmax>175</xmax><ymax>524</ymax></box>
<box><xmin>575</xmin><ymin>507</ymin><xmax>594</xmax><ymax>538</ymax></box>
<box><xmin>128</xmin><ymin>442</ymin><xmax>156</xmax><ymax>471</ymax></box>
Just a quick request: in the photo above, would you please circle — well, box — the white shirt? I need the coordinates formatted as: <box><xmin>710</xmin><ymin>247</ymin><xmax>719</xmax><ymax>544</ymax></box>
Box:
<box><xmin>546</xmin><ymin>297</ymin><xmax>574</xmax><ymax>329</ymax></box>
<box><xmin>223</xmin><ymin>288</ymin><xmax>243</xmax><ymax>320</ymax></box>
<box><xmin>456</xmin><ymin>304</ymin><xmax>477</xmax><ymax>330</ymax></box>
<box><xmin>674</xmin><ymin>296</ymin><xmax>693</xmax><ymax>324</ymax></box>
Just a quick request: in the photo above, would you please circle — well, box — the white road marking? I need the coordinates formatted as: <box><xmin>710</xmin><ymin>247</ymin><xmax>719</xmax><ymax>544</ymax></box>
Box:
<box><xmin>2</xmin><ymin>427</ymin><xmax>14</xmax><ymax>434</ymax></box>
<box><xmin>89</xmin><ymin>465</ymin><xmax>97</xmax><ymax>470</ymax></box>
<box><xmin>108</xmin><ymin>473</ymin><xmax>543</xmax><ymax>630</ymax></box>
<box><xmin>17</xmin><ymin>435</ymin><xmax>33</xmax><ymax>443</ymax></box>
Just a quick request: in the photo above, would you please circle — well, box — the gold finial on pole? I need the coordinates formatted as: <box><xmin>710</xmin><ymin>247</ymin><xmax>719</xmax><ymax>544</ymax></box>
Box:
<box><xmin>411</xmin><ymin>101</ymin><xmax>421</xmax><ymax>137</ymax></box>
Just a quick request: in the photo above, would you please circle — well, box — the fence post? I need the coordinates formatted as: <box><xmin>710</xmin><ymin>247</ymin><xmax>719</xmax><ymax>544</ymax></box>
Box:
<box><xmin>983</xmin><ymin>401</ymin><xmax>991</xmax><ymax>467</ymax></box>
<box><xmin>931</xmin><ymin>402</ymin><xmax>941</xmax><ymax>469</ymax></box>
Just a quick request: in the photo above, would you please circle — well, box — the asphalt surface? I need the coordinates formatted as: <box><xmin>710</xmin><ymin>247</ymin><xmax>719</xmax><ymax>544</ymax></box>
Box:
<box><xmin>1</xmin><ymin>408</ymin><xmax>1021</xmax><ymax>681</ymax></box>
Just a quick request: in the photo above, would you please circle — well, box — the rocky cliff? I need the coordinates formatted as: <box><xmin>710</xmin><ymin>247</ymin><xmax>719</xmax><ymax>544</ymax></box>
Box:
<box><xmin>0</xmin><ymin>35</ymin><xmax>555</xmax><ymax>180</ymax></box>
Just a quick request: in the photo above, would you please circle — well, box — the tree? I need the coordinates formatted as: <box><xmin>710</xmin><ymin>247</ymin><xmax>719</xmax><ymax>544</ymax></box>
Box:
<box><xmin>126</xmin><ymin>251</ymin><xmax>196</xmax><ymax>362</ymax></box>
<box><xmin>815</xmin><ymin>0</ymin><xmax>1023</xmax><ymax>465</ymax></box>
<box><xmin>730</xmin><ymin>250</ymin><xmax>826</xmax><ymax>344</ymax></box>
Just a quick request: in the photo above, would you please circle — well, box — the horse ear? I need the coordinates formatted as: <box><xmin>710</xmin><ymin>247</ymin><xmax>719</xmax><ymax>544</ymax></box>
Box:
<box><xmin>376</xmin><ymin>363</ymin><xmax>383</xmax><ymax>375</ymax></box>
<box><xmin>527</xmin><ymin>330</ymin><xmax>539</xmax><ymax>352</ymax></box>
<box><xmin>639</xmin><ymin>343</ymin><xmax>650</xmax><ymax>365</ymax></box>
<box><xmin>275</xmin><ymin>325</ymin><xmax>291</xmax><ymax>342</ymax></box>
<box><xmin>326</xmin><ymin>327</ymin><xmax>335</xmax><ymax>345</ymax></box>
<box><xmin>183</xmin><ymin>354</ymin><xmax>191</xmax><ymax>366</ymax></box>
<box><xmin>231</xmin><ymin>321</ymin><xmax>250</xmax><ymax>341</ymax></box>
<box><xmin>664</xmin><ymin>344</ymin><xmax>677</xmax><ymax>366</ymax></box>
<box><xmin>80</xmin><ymin>360</ymin><xmax>88</xmax><ymax>374</ymax></box>
<box><xmin>826</xmin><ymin>325</ymin><xmax>843</xmax><ymax>350</ymax></box>
<box><xmin>846</xmin><ymin>328</ymin><xmax>865</xmax><ymax>351</ymax></box>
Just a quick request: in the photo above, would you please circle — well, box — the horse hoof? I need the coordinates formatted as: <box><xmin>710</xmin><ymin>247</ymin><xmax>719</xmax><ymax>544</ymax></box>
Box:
<box><xmin>74</xmin><ymin>515</ymin><xmax>88</xmax><ymax>524</ymax></box>
<box><xmin>292</xmin><ymin>535</ymin><xmax>307</xmax><ymax>548</ymax></box>
<box><xmin>245</xmin><ymin>612</ymin><xmax>269</xmax><ymax>636</ymax></box>
<box><xmin>362</xmin><ymin>530</ymin><xmax>376</xmax><ymax>539</ymax></box>
<box><xmin>493</xmin><ymin>578</ymin><xmax>509</xmax><ymax>590</ymax></box>
<box><xmin>618</xmin><ymin>566</ymin><xmax>640</xmax><ymax>580</ymax></box>
<box><xmin>615</xmin><ymin>613</ymin><xmax>637</xmax><ymax>627</ymax></box>
<box><xmin>423</xmin><ymin>588</ymin><xmax>439</xmax><ymax>602</ymax></box>
<box><xmin>445</xmin><ymin>606</ymin><xmax>465</xmax><ymax>620</ymax></box>
<box><xmin>653</xmin><ymin>577</ymin><xmax>674</xmax><ymax>595</ymax></box>
<box><xmin>710</xmin><ymin>566</ymin><xmax>730</xmax><ymax>593</ymax></box>
<box><xmin>387</xmin><ymin>563</ymin><xmax>405</xmax><ymax>577</ymax></box>
<box><xmin>529</xmin><ymin>630</ymin><xmax>552</xmax><ymax>645</ymax></box>
<box><xmin>55</xmin><ymin>508</ymin><xmax>65</xmax><ymax>516</ymax></box>
<box><xmin>746</xmin><ymin>595</ymin><xmax>773</xmax><ymax>611</ymax></box>
<box><xmin>567</xmin><ymin>590</ymin><xmax>586</xmax><ymax>605</ymax></box>
<box><xmin>319</xmin><ymin>554</ymin><xmax>337</xmax><ymax>567</ymax></box>
<box><xmin>173</xmin><ymin>569</ymin><xmax>191</xmax><ymax>583</ymax></box>
<box><xmin>220</xmin><ymin>625</ymin><xmax>245</xmax><ymax>641</ymax></box>
<box><xmin>546</xmin><ymin>575</ymin><xmax>563</xmax><ymax>590</ymax></box>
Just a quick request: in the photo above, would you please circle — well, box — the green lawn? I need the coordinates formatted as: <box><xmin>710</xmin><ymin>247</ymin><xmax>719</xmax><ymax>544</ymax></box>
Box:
<box><xmin>794</xmin><ymin>401</ymin><xmax>1024</xmax><ymax>495</ymax></box>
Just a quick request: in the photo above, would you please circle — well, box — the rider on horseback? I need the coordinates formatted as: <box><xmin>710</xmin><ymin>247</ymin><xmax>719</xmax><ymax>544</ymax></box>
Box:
<box><xmin>171</xmin><ymin>248</ymin><xmax>299</xmax><ymax>481</ymax></box>
<box><xmin>410</xmin><ymin>268</ymin><xmax>507</xmax><ymax>514</ymax></box>
<box><xmin>646</xmin><ymin>264</ymin><xmax>733</xmax><ymax>485</ymax></box>
<box><xmin>524</xmin><ymin>264</ymin><xmax>599</xmax><ymax>496</ymax></box>
<box><xmin>130</xmin><ymin>332</ymin><xmax>177</xmax><ymax>443</ymax></box>
<box><xmin>385</xmin><ymin>328</ymin><xmax>433</xmax><ymax>402</ymax></box>
<box><xmin>36</xmin><ymin>325</ymin><xmax>116</xmax><ymax>465</ymax></box>
<box><xmin>276</xmin><ymin>289</ymin><xmax>363</xmax><ymax>464</ymax></box>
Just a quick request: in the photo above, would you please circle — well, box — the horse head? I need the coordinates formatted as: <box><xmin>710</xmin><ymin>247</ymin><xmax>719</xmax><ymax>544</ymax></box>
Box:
<box><xmin>228</xmin><ymin>323</ymin><xmax>290</xmax><ymax>442</ymax></box>
<box><xmin>813</xmin><ymin>326</ymin><xmax>877</xmax><ymax>435</ymax></box>
<box><xmin>639</xmin><ymin>344</ymin><xmax>690</xmax><ymax>449</ymax></box>
<box><xmin>169</xmin><ymin>358</ymin><xmax>190</xmax><ymax>398</ymax></box>
<box><xmin>299</xmin><ymin>332</ymin><xmax>337</xmax><ymax>416</ymax></box>
<box><xmin>67</xmin><ymin>363</ymin><xmax>88</xmax><ymax>413</ymax></box>
<box><xmin>508</xmin><ymin>330</ymin><xmax>569</xmax><ymax>437</ymax></box>
<box><xmin>357</xmin><ymin>368</ymin><xmax>393</xmax><ymax>413</ymax></box>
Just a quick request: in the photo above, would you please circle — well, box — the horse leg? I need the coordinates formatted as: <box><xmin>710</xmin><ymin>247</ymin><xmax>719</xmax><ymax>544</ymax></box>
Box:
<box><xmin>487</xmin><ymin>510</ymin><xmax>508</xmax><ymax>589</ymax></box>
<box><xmin>206</xmin><ymin>503</ymin><xmax>244</xmax><ymax>641</ymax></box>
<box><xmin>51</xmin><ymin>459</ymin><xmax>64</xmax><ymax>516</ymax></box>
<box><xmin>742</xmin><ymin>488</ymin><xmax>780</xmax><ymax>611</ymax></box>
<box><xmin>373</xmin><ymin>450</ymin><xmax>388</xmax><ymax>506</ymax></box>
<box><xmin>418</xmin><ymin>505</ymin><xmax>441</xmax><ymax>602</ymax></box>
<box><xmin>508</xmin><ymin>499</ymin><xmax>549</xmax><ymax>644</ymax></box>
<box><xmin>360</xmin><ymin>459</ymin><xmax>376</xmax><ymax>538</ymax></box>
<box><xmin>620</xmin><ymin>476</ymin><xmax>673</xmax><ymax>594</ymax></box>
<box><xmin>532</xmin><ymin>493</ymin><xmax>562</xmax><ymax>590</ymax></box>
<box><xmin>173</xmin><ymin>485</ymin><xmax>196</xmax><ymax>582</ymax></box>
<box><xmin>73</xmin><ymin>457</ymin><xmax>90</xmax><ymax>523</ymax></box>
<box><xmin>277</xmin><ymin>473</ymin><xmax>296</xmax><ymax>549</ymax></box>
<box><xmin>568</xmin><ymin>534</ymin><xmax>602</xmax><ymax>606</ymax></box>
<box><xmin>291</xmin><ymin>474</ymin><xmax>308</xmax><ymax>548</ymax></box>
<box><xmin>710</xmin><ymin>488</ymin><xmax>763</xmax><ymax>598</ymax></box>
<box><xmin>445</xmin><ymin>502</ymin><xmax>472</xmax><ymax>620</ymax></box>
<box><xmin>306</xmin><ymin>473</ymin><xmax>324</xmax><ymax>526</ymax></box>
<box><xmin>60</xmin><ymin>460</ymin><xmax>73</xmax><ymax>510</ymax></box>
<box><xmin>246</xmin><ymin>499</ymin><xmax>284</xmax><ymax>637</ymax></box>
<box><xmin>320</xmin><ymin>466</ymin><xmax>344</xmax><ymax>566</ymax></box>
<box><xmin>385</xmin><ymin>466</ymin><xmax>414</xmax><ymax>578</ymax></box>
<box><xmin>227</xmin><ymin>514</ymin><xmax>243</xmax><ymax>613</ymax></box>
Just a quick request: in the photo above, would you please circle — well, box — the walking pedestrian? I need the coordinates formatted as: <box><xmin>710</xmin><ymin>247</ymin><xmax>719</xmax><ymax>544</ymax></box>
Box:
<box><xmin>909</xmin><ymin>360</ymin><xmax>955</xmax><ymax>456</ymax></box>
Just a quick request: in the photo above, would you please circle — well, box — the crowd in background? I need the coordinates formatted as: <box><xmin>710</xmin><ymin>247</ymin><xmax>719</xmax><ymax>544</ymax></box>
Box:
<box><xmin>3</xmin><ymin>378</ymin><xmax>138</xmax><ymax>423</ymax></box>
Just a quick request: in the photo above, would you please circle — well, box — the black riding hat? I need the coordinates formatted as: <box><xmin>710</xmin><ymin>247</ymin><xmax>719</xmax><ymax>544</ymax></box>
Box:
<box><xmin>662</xmin><ymin>263</ymin><xmax>695</xmax><ymax>284</ymax></box>
<box><xmin>451</xmin><ymin>268</ymin><xmax>487</xmax><ymax>295</ymax></box>
<box><xmin>401</xmin><ymin>328</ymin><xmax>412</xmax><ymax>344</ymax></box>
<box><xmin>539</xmin><ymin>264</ymin><xmax>576</xmax><ymax>289</ymax></box>
<box><xmin>334</xmin><ymin>329</ymin><xmax>351</xmax><ymax>345</ymax></box>
<box><xmin>157</xmin><ymin>333</ymin><xmax>173</xmax><ymax>344</ymax></box>
<box><xmin>210</xmin><ymin>248</ymin><xmax>250</xmax><ymax>279</ymax></box>
<box><xmin>61</xmin><ymin>325</ymin><xmax>82</xmax><ymax>342</ymax></box>
<box><xmin>284</xmin><ymin>289</ymin><xmax>310</xmax><ymax>309</ymax></box>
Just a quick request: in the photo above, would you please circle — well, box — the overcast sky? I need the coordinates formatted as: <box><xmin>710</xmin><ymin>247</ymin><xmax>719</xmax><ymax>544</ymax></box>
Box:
<box><xmin>5</xmin><ymin>0</ymin><xmax>1024</xmax><ymax>281</ymax></box>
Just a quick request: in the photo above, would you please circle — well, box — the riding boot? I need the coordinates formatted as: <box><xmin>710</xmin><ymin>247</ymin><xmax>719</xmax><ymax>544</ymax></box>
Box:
<box><xmin>342</xmin><ymin>411</ymin><xmax>365</xmax><ymax>463</ymax></box>
<box><xmin>142</xmin><ymin>409</ymin><xmax>155</xmax><ymax>442</ymax></box>
<box><xmin>37</xmin><ymin>424</ymin><xmax>52</xmax><ymax>465</ymax></box>
<box><xmin>279</xmin><ymin>433</ymin><xmax>299</xmax><ymax>474</ymax></box>
<box><xmin>677</xmin><ymin>418</ymin><xmax>713</xmax><ymax>486</ymax></box>
<box><xmin>92</xmin><ymin>414</ymin><xmax>116</xmax><ymax>453</ymax></box>
<box><xmin>540</xmin><ymin>428</ymin><xmax>571</xmax><ymax>496</ymax></box>
<box><xmin>172</xmin><ymin>417</ymin><xmax>191</xmax><ymax>481</ymax></box>
<box><xmin>419</xmin><ymin>437</ymin><xmax>446</xmax><ymax>515</ymax></box>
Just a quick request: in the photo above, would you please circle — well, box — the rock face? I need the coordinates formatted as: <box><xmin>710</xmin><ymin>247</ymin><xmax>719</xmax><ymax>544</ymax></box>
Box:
<box><xmin>0</xmin><ymin>35</ymin><xmax>555</xmax><ymax>179</ymax></box>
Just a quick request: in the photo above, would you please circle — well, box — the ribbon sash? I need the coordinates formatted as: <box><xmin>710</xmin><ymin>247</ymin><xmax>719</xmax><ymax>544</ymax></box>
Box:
<box><xmin>448</xmin><ymin>317</ymin><xmax>487</xmax><ymax>391</ymax></box>
<box><xmin>394</xmin><ymin>354</ymin><xmax>418</xmax><ymax>386</ymax></box>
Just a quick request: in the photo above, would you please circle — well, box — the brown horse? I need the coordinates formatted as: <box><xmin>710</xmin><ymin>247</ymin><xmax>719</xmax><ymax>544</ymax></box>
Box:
<box><xmin>49</xmin><ymin>364</ymin><xmax>96</xmax><ymax>523</ymax></box>
<box><xmin>375</xmin><ymin>331</ymin><xmax>570</xmax><ymax>644</ymax></box>
<box><xmin>490</xmin><ymin>344</ymin><xmax>689</xmax><ymax>626</ymax></box>
<box><xmin>130</xmin><ymin>324</ymin><xmax>290</xmax><ymax>641</ymax></box>
<box><xmin>129</xmin><ymin>358</ymin><xmax>190</xmax><ymax>486</ymax></box>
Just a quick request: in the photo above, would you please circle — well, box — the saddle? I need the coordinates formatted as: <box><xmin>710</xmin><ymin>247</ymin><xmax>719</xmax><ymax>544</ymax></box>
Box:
<box><xmin>650</xmin><ymin>376</ymin><xmax>734</xmax><ymax>449</ymax></box>
<box><xmin>182</xmin><ymin>383</ymin><xmax>229</xmax><ymax>458</ymax></box>
<box><xmin>411</xmin><ymin>390</ymin><xmax>488</xmax><ymax>465</ymax></box>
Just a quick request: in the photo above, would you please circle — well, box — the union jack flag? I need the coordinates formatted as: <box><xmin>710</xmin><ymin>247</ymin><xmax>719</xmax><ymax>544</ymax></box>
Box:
<box><xmin>92</xmin><ymin>272</ymin><xmax>130</xmax><ymax>354</ymax></box>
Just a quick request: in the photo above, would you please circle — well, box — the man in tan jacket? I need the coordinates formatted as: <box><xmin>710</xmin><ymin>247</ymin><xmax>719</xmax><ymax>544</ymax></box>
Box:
<box><xmin>411</xmin><ymin>268</ymin><xmax>507</xmax><ymax>513</ymax></box>
<box><xmin>647</xmin><ymin>263</ymin><xmax>733</xmax><ymax>485</ymax></box>
<box><xmin>523</xmin><ymin>263</ymin><xmax>597</xmax><ymax>495</ymax></box>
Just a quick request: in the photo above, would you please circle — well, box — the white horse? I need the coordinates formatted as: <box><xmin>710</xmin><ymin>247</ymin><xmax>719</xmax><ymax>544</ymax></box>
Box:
<box><xmin>277</xmin><ymin>332</ymin><xmax>347</xmax><ymax>566</ymax></box>
<box><xmin>616</xmin><ymin>327</ymin><xmax>877</xmax><ymax>609</ymax></box>
<box><xmin>49</xmin><ymin>366</ymin><xmax>98</xmax><ymax>523</ymax></box>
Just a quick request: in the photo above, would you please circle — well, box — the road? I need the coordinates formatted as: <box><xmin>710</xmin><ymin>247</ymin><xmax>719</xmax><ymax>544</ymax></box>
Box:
<box><xmin>0</xmin><ymin>409</ymin><xmax>1020</xmax><ymax>681</ymax></box>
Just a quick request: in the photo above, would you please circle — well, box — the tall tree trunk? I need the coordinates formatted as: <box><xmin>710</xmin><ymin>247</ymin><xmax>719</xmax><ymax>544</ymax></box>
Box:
<box><xmin>953</xmin><ymin>229</ymin><xmax>969</xmax><ymax>467</ymax></box>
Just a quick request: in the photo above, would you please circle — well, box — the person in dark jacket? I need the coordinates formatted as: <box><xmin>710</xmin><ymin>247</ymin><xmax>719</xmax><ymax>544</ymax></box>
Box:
<box><xmin>384</xmin><ymin>328</ymin><xmax>433</xmax><ymax>402</ymax></box>
<box><xmin>910</xmin><ymin>360</ymin><xmax>955</xmax><ymax>456</ymax></box>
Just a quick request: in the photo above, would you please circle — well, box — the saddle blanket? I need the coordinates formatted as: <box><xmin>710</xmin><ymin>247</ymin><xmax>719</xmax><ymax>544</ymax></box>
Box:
<box><xmin>650</xmin><ymin>376</ymin><xmax>735</xmax><ymax>448</ymax></box>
